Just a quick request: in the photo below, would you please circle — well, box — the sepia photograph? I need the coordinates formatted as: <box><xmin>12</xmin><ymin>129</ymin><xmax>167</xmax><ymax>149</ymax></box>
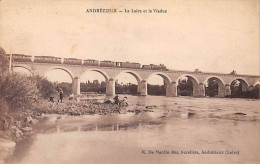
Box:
<box><xmin>0</xmin><ymin>0</ymin><xmax>259</xmax><ymax>164</ymax></box>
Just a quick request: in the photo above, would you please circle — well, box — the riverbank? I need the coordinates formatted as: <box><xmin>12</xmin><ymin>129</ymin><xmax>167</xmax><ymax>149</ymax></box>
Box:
<box><xmin>1</xmin><ymin>98</ymin><xmax>155</xmax><ymax>142</ymax></box>
<box><xmin>0</xmin><ymin>98</ymin><xmax>127</xmax><ymax>163</ymax></box>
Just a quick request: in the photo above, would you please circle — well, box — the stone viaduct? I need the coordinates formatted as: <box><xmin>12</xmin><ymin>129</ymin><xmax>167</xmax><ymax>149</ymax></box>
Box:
<box><xmin>12</xmin><ymin>62</ymin><xmax>260</xmax><ymax>97</ymax></box>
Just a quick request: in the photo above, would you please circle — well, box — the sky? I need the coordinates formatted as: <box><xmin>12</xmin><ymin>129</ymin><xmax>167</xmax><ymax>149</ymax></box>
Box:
<box><xmin>1</xmin><ymin>0</ymin><xmax>259</xmax><ymax>84</ymax></box>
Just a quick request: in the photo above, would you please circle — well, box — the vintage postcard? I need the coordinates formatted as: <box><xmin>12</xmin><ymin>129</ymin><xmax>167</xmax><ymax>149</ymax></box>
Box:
<box><xmin>0</xmin><ymin>0</ymin><xmax>259</xmax><ymax>164</ymax></box>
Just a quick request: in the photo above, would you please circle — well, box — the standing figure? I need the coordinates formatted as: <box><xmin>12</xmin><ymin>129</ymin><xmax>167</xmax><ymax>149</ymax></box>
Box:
<box><xmin>59</xmin><ymin>88</ymin><xmax>64</xmax><ymax>103</ymax></box>
<box><xmin>56</xmin><ymin>86</ymin><xmax>60</xmax><ymax>93</ymax></box>
<box><xmin>69</xmin><ymin>93</ymin><xmax>74</xmax><ymax>100</ymax></box>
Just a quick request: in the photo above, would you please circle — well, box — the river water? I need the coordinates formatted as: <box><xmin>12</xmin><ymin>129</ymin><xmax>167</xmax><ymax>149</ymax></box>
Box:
<box><xmin>5</xmin><ymin>96</ymin><xmax>260</xmax><ymax>164</ymax></box>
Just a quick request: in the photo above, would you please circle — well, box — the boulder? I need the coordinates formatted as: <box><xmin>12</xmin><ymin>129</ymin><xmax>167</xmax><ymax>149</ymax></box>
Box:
<box><xmin>24</xmin><ymin>116</ymin><xmax>33</xmax><ymax>123</ymax></box>
<box><xmin>145</xmin><ymin>105</ymin><xmax>156</xmax><ymax>109</ymax></box>
<box><xmin>24</xmin><ymin>116</ymin><xmax>39</xmax><ymax>124</ymax></box>
<box><xmin>21</xmin><ymin>127</ymin><xmax>32</xmax><ymax>132</ymax></box>
<box><xmin>30</xmin><ymin>118</ymin><xmax>39</xmax><ymax>124</ymax></box>
<box><xmin>11</xmin><ymin>125</ymin><xmax>23</xmax><ymax>138</ymax></box>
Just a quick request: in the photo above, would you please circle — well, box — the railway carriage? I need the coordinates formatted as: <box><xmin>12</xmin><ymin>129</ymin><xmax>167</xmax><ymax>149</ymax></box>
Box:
<box><xmin>34</xmin><ymin>56</ymin><xmax>62</xmax><ymax>64</ymax></box>
<box><xmin>100</xmin><ymin>61</ymin><xmax>115</xmax><ymax>67</ymax></box>
<box><xmin>8</xmin><ymin>54</ymin><xmax>32</xmax><ymax>62</ymax></box>
<box><xmin>63</xmin><ymin>58</ymin><xmax>82</xmax><ymax>65</ymax></box>
<box><xmin>116</xmin><ymin>62</ymin><xmax>141</xmax><ymax>69</ymax></box>
<box><xmin>83</xmin><ymin>59</ymin><xmax>99</xmax><ymax>66</ymax></box>
<box><xmin>142</xmin><ymin>65</ymin><xmax>152</xmax><ymax>69</ymax></box>
<box><xmin>130</xmin><ymin>63</ymin><xmax>141</xmax><ymax>69</ymax></box>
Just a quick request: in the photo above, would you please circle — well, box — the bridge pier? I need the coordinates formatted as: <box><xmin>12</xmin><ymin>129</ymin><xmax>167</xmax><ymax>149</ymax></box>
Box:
<box><xmin>106</xmin><ymin>78</ymin><xmax>115</xmax><ymax>96</ymax></box>
<box><xmin>225</xmin><ymin>84</ymin><xmax>231</xmax><ymax>96</ymax></box>
<box><xmin>198</xmin><ymin>83</ymin><xmax>205</xmax><ymax>97</ymax></box>
<box><xmin>139</xmin><ymin>80</ymin><xmax>147</xmax><ymax>96</ymax></box>
<box><xmin>217</xmin><ymin>82</ymin><xmax>225</xmax><ymax>97</ymax></box>
<box><xmin>166</xmin><ymin>82</ymin><xmax>177</xmax><ymax>97</ymax></box>
<box><xmin>72</xmin><ymin>77</ymin><xmax>80</xmax><ymax>95</ymax></box>
<box><xmin>192</xmin><ymin>84</ymin><xmax>200</xmax><ymax>97</ymax></box>
<box><xmin>137</xmin><ymin>81</ymin><xmax>141</xmax><ymax>94</ymax></box>
<box><xmin>249</xmin><ymin>85</ymin><xmax>254</xmax><ymax>91</ymax></box>
<box><xmin>256</xmin><ymin>85</ymin><xmax>260</xmax><ymax>99</ymax></box>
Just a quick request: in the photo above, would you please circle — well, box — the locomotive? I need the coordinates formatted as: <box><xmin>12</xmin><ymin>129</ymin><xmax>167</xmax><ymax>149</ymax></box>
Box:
<box><xmin>142</xmin><ymin>64</ymin><xmax>167</xmax><ymax>70</ymax></box>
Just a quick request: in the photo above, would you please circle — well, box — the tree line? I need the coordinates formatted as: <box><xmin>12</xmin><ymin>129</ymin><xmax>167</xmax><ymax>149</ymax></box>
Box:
<box><xmin>80</xmin><ymin>80</ymin><xmax>168</xmax><ymax>96</ymax></box>
<box><xmin>79</xmin><ymin>79</ymin><xmax>259</xmax><ymax>98</ymax></box>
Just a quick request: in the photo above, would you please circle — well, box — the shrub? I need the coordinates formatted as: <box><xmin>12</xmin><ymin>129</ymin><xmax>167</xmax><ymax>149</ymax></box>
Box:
<box><xmin>0</xmin><ymin>47</ymin><xmax>9</xmax><ymax>74</ymax></box>
<box><xmin>28</xmin><ymin>75</ymin><xmax>56</xmax><ymax>99</ymax></box>
<box><xmin>0</xmin><ymin>73</ymin><xmax>39</xmax><ymax>112</ymax></box>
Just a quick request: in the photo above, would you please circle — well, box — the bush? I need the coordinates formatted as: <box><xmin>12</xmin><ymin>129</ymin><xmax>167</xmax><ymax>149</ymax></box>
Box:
<box><xmin>0</xmin><ymin>73</ymin><xmax>39</xmax><ymax>112</ymax></box>
<box><xmin>28</xmin><ymin>75</ymin><xmax>55</xmax><ymax>99</ymax></box>
<box><xmin>0</xmin><ymin>47</ymin><xmax>9</xmax><ymax>74</ymax></box>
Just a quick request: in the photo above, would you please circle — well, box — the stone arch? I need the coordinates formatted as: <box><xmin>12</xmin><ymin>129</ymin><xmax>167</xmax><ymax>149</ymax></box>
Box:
<box><xmin>251</xmin><ymin>80</ymin><xmax>260</xmax><ymax>97</ymax></box>
<box><xmin>43</xmin><ymin>66</ymin><xmax>78</xmax><ymax>95</ymax></box>
<box><xmin>203</xmin><ymin>76</ymin><xmax>225</xmax><ymax>97</ymax></box>
<box><xmin>13</xmin><ymin>65</ymin><xmax>32</xmax><ymax>75</ymax></box>
<box><xmin>147</xmin><ymin>72</ymin><xmax>172</xmax><ymax>85</ymax></box>
<box><xmin>253</xmin><ymin>80</ymin><xmax>260</xmax><ymax>87</ymax></box>
<box><xmin>176</xmin><ymin>74</ymin><xmax>200</xmax><ymax>96</ymax></box>
<box><xmin>145</xmin><ymin>72</ymin><xmax>172</xmax><ymax>96</ymax></box>
<box><xmin>114</xmin><ymin>70</ymin><xmax>142</xmax><ymax>95</ymax></box>
<box><xmin>176</xmin><ymin>74</ymin><xmax>200</xmax><ymax>85</ymax></box>
<box><xmin>80</xmin><ymin>68</ymin><xmax>110</xmax><ymax>82</ymax></box>
<box><xmin>44</xmin><ymin>66</ymin><xmax>75</xmax><ymax>81</ymax></box>
<box><xmin>80</xmin><ymin>68</ymin><xmax>113</xmax><ymax>96</ymax></box>
<box><xmin>230</xmin><ymin>77</ymin><xmax>249</xmax><ymax>92</ymax></box>
<box><xmin>114</xmin><ymin>70</ymin><xmax>142</xmax><ymax>83</ymax></box>
<box><xmin>203</xmin><ymin>76</ymin><xmax>226</xmax><ymax>86</ymax></box>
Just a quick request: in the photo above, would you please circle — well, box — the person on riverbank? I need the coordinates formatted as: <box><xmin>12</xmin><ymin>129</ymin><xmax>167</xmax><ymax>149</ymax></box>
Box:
<box><xmin>56</xmin><ymin>86</ymin><xmax>60</xmax><ymax>93</ymax></box>
<box><xmin>123</xmin><ymin>96</ymin><xmax>128</xmax><ymax>106</ymax></box>
<box><xmin>58</xmin><ymin>88</ymin><xmax>64</xmax><ymax>103</ymax></box>
<box><xmin>69</xmin><ymin>93</ymin><xmax>74</xmax><ymax>100</ymax></box>
<box><xmin>113</xmin><ymin>95</ymin><xmax>120</xmax><ymax>105</ymax></box>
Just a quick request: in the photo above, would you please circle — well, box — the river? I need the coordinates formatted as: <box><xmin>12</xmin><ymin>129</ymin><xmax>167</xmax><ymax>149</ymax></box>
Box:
<box><xmin>5</xmin><ymin>96</ymin><xmax>260</xmax><ymax>164</ymax></box>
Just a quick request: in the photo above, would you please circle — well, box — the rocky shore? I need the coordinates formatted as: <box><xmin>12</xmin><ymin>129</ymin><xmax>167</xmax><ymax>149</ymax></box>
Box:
<box><xmin>0</xmin><ymin>98</ymin><xmax>148</xmax><ymax>163</ymax></box>
<box><xmin>1</xmin><ymin>99</ymin><xmax>154</xmax><ymax>142</ymax></box>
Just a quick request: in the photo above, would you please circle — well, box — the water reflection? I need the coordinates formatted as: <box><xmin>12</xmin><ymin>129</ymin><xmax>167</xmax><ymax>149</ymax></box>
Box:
<box><xmin>54</xmin><ymin>114</ymin><xmax>164</xmax><ymax>133</ymax></box>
